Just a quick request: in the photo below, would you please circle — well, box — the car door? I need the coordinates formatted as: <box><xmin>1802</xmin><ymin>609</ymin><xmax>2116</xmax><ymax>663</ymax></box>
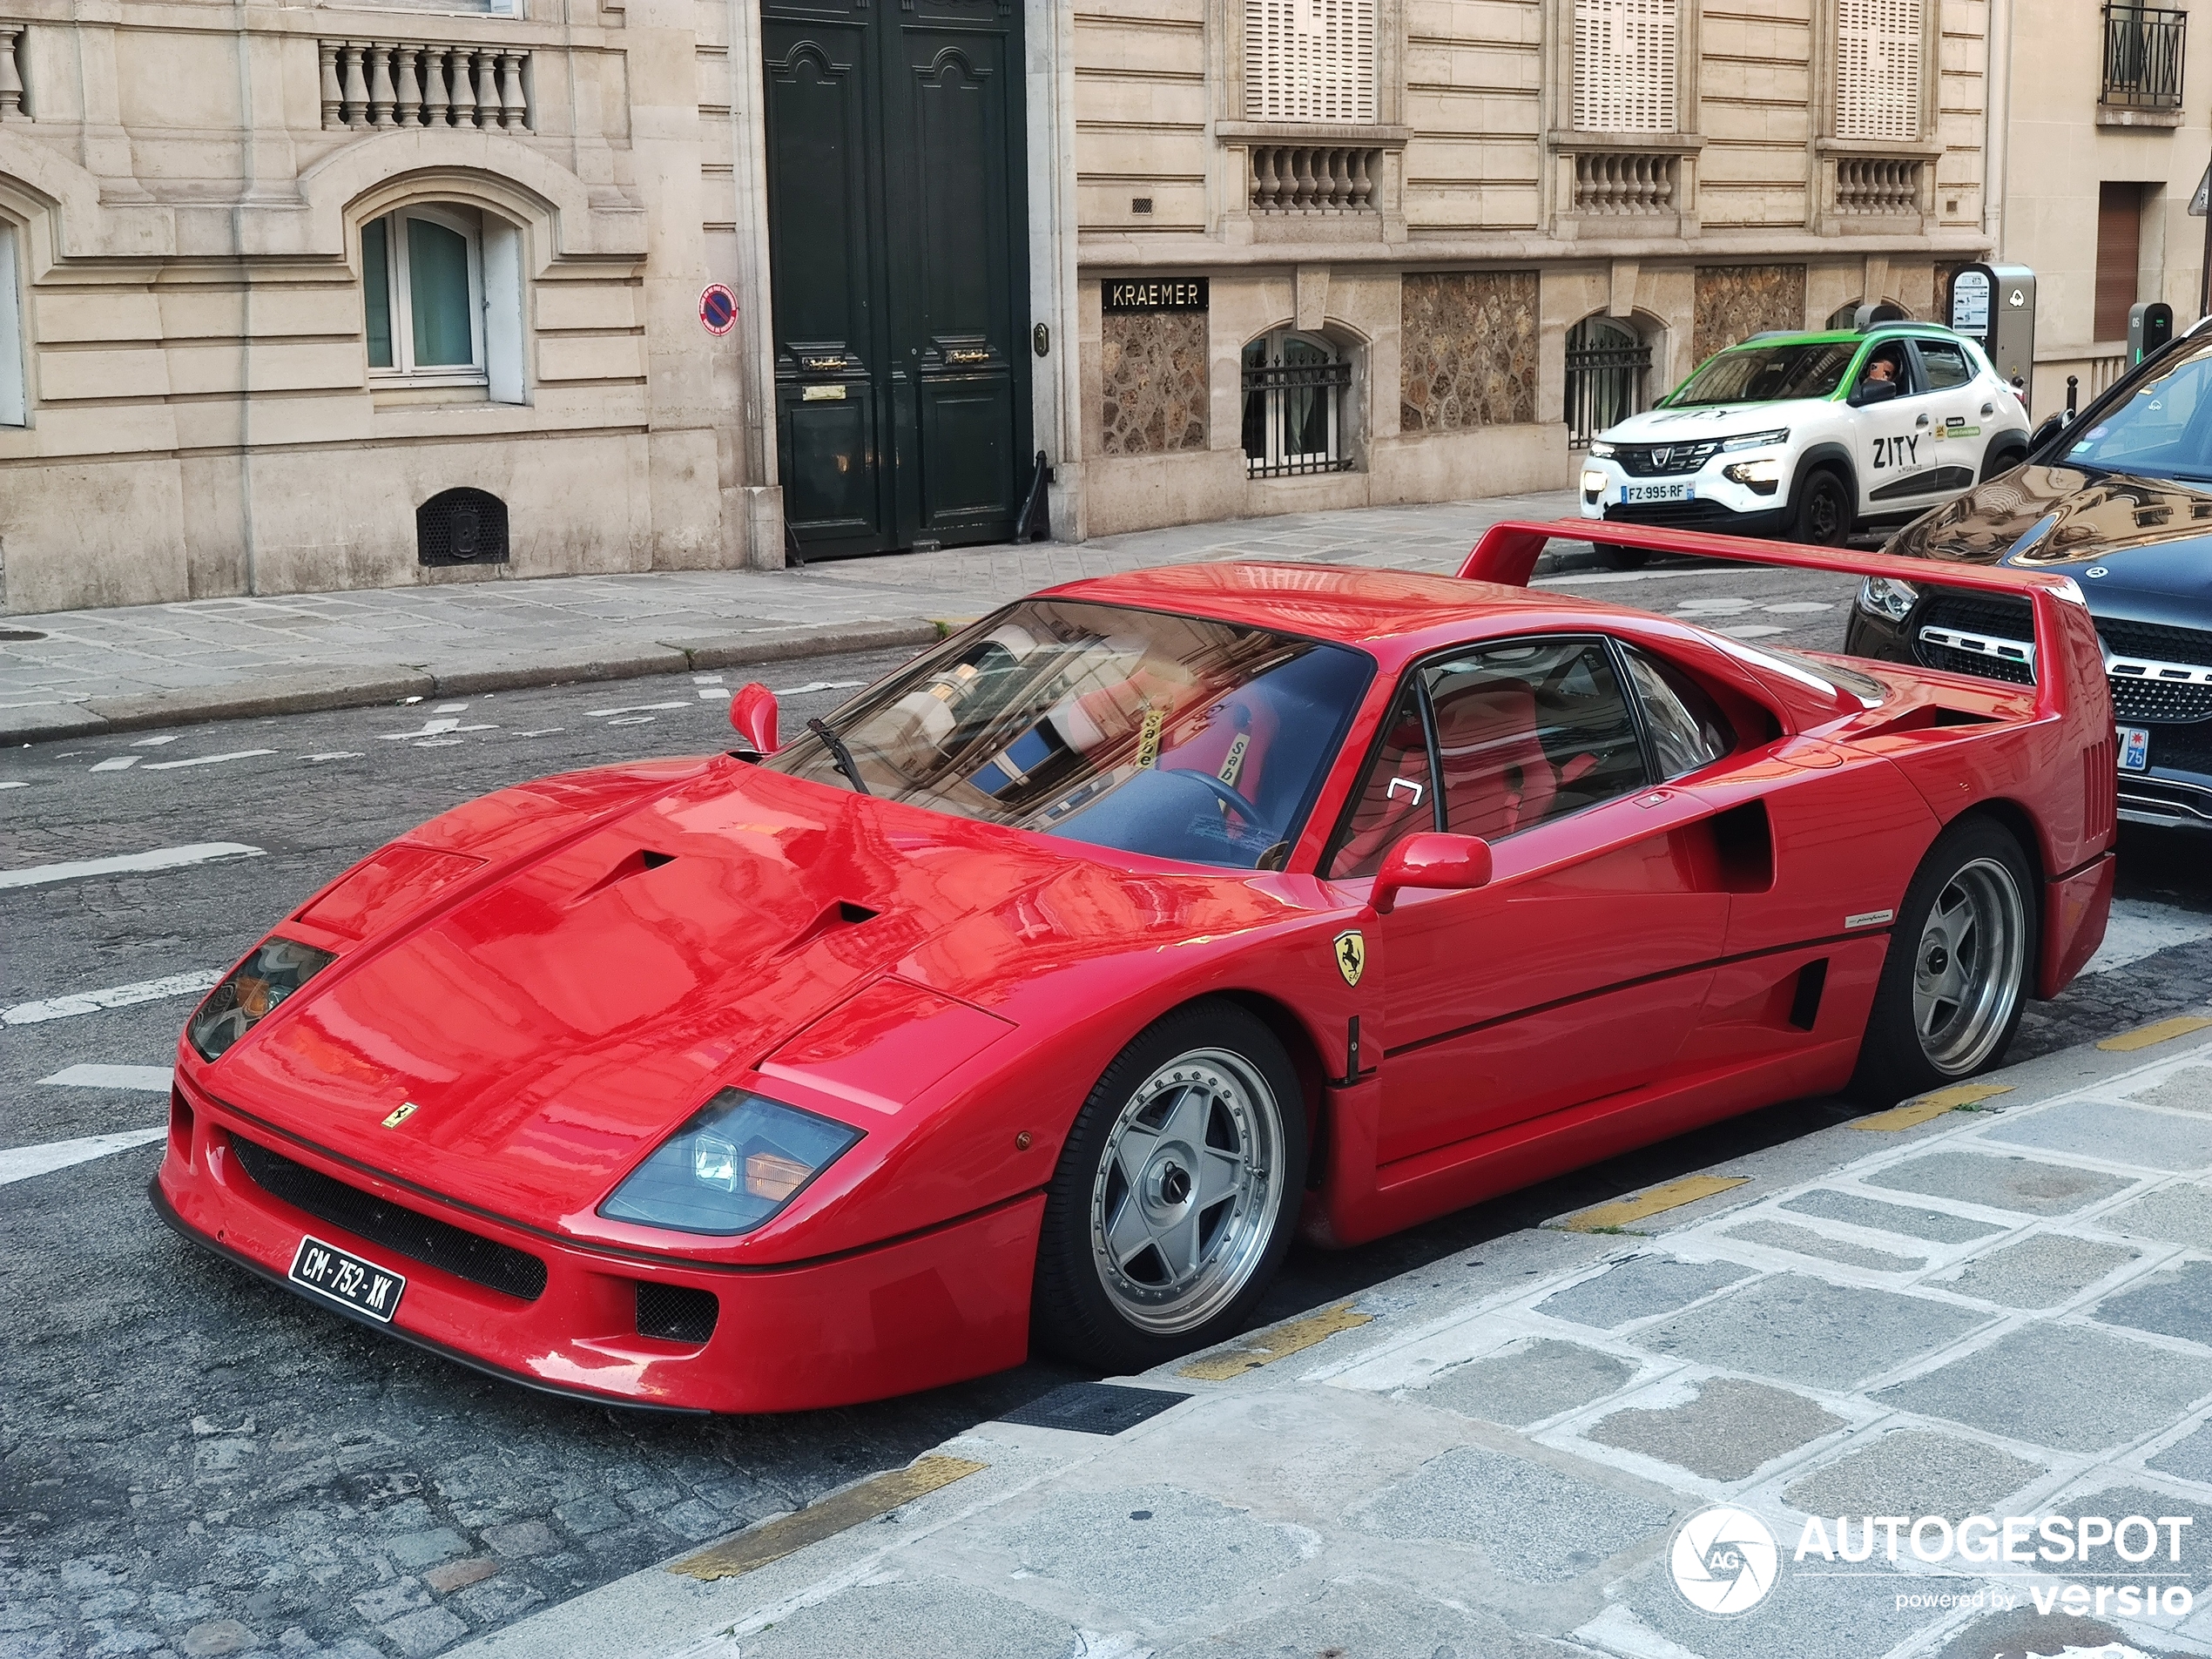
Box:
<box><xmin>1328</xmin><ymin>634</ymin><xmax>1734</xmax><ymax>1168</ymax></box>
<box><xmin>1910</xmin><ymin>338</ymin><xmax>1992</xmax><ymax>495</ymax></box>
<box><xmin>1856</xmin><ymin>342</ymin><xmax>1932</xmax><ymax>514</ymax></box>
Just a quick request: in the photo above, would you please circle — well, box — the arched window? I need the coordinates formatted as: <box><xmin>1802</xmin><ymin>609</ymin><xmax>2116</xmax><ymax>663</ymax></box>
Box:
<box><xmin>1564</xmin><ymin>315</ymin><xmax>1649</xmax><ymax>449</ymax></box>
<box><xmin>1826</xmin><ymin>299</ymin><xmax>1912</xmax><ymax>329</ymax></box>
<box><xmin>361</xmin><ymin>201</ymin><xmax>525</xmax><ymax>401</ymax></box>
<box><xmin>1241</xmin><ymin>330</ymin><xmax>1352</xmax><ymax>477</ymax></box>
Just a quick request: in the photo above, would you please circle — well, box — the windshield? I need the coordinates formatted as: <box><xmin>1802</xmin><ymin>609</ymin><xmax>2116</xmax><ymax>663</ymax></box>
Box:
<box><xmin>2060</xmin><ymin>339</ymin><xmax>2212</xmax><ymax>481</ymax></box>
<box><xmin>1667</xmin><ymin>341</ymin><xmax>1858</xmax><ymax>407</ymax></box>
<box><xmin>765</xmin><ymin>599</ymin><xmax>1372</xmax><ymax>870</ymax></box>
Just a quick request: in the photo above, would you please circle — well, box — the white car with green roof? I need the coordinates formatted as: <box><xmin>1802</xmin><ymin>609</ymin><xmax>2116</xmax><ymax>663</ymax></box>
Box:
<box><xmin>1577</xmin><ymin>321</ymin><xmax>2032</xmax><ymax>568</ymax></box>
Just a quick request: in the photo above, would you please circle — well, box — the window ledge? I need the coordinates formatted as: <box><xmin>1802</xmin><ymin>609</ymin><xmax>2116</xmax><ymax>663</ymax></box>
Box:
<box><xmin>1216</xmin><ymin>122</ymin><xmax>1412</xmax><ymax>149</ymax></box>
<box><xmin>1547</xmin><ymin>130</ymin><xmax>1707</xmax><ymax>153</ymax></box>
<box><xmin>2097</xmin><ymin>105</ymin><xmax>2185</xmax><ymax>127</ymax></box>
<box><xmin>1816</xmin><ymin>136</ymin><xmax>1944</xmax><ymax>158</ymax></box>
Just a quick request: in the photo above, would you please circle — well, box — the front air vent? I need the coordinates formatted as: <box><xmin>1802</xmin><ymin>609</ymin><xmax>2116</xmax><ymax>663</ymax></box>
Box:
<box><xmin>416</xmin><ymin>488</ymin><xmax>510</xmax><ymax>568</ymax></box>
<box><xmin>229</xmin><ymin>1134</ymin><xmax>548</xmax><ymax>1300</ymax></box>
<box><xmin>636</xmin><ymin>1281</ymin><xmax>719</xmax><ymax>1345</ymax></box>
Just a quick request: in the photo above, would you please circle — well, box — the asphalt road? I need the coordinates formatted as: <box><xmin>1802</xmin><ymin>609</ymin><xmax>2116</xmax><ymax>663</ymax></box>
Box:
<box><xmin>7</xmin><ymin>568</ymin><xmax>2212</xmax><ymax>1659</ymax></box>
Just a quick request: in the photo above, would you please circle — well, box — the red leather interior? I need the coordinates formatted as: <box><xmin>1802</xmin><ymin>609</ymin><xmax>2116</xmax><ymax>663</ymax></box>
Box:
<box><xmin>1161</xmin><ymin>691</ymin><xmax>1280</xmax><ymax>801</ymax></box>
<box><xmin>1433</xmin><ymin>683</ymin><xmax>1558</xmax><ymax>841</ymax></box>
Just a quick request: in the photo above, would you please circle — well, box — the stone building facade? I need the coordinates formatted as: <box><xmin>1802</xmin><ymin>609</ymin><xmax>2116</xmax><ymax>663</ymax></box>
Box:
<box><xmin>0</xmin><ymin>0</ymin><xmax>1997</xmax><ymax>610</ymax></box>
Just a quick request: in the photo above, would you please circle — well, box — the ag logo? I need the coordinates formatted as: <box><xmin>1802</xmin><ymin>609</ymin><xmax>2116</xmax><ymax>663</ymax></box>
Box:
<box><xmin>1332</xmin><ymin>930</ymin><xmax>1366</xmax><ymax>988</ymax></box>
<box><xmin>1670</xmin><ymin>1506</ymin><xmax>1778</xmax><ymax>1615</ymax></box>
<box><xmin>381</xmin><ymin>1102</ymin><xmax>421</xmax><ymax>1130</ymax></box>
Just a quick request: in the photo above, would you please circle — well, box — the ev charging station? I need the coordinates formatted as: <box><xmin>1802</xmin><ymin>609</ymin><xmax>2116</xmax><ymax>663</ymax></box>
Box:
<box><xmin>1948</xmin><ymin>263</ymin><xmax>2038</xmax><ymax>408</ymax></box>
<box><xmin>2128</xmin><ymin>300</ymin><xmax>2175</xmax><ymax>367</ymax></box>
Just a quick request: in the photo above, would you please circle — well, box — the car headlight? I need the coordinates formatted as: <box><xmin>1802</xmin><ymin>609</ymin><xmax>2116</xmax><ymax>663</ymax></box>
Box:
<box><xmin>1856</xmin><ymin>576</ymin><xmax>1920</xmax><ymax>623</ymax></box>
<box><xmin>1721</xmin><ymin>457</ymin><xmax>1784</xmax><ymax>492</ymax></box>
<box><xmin>1588</xmin><ymin>441</ymin><xmax>1616</xmax><ymax>458</ymax></box>
<box><xmin>1581</xmin><ymin>469</ymin><xmax>1608</xmax><ymax>496</ymax></box>
<box><xmin>187</xmin><ymin>938</ymin><xmax>338</xmax><ymax>1061</ymax></box>
<box><xmin>598</xmin><ymin>1090</ymin><xmax>862</xmax><ymax>1236</ymax></box>
<box><xmin>1720</xmin><ymin>428</ymin><xmax>1790</xmax><ymax>452</ymax></box>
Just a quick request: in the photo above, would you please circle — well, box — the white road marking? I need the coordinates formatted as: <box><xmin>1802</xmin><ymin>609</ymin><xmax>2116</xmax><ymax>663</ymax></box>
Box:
<box><xmin>434</xmin><ymin>702</ymin><xmax>469</xmax><ymax>713</ymax></box>
<box><xmin>91</xmin><ymin>755</ymin><xmax>139</xmax><ymax>772</ymax></box>
<box><xmin>378</xmin><ymin>718</ymin><xmax>494</xmax><ymax>740</ymax></box>
<box><xmin>5</xmin><ymin>968</ymin><xmax>223</xmax><ymax>1025</ymax></box>
<box><xmin>698</xmin><ymin>687</ymin><xmax>732</xmax><ymax>700</ymax></box>
<box><xmin>40</xmin><ymin>1063</ymin><xmax>176</xmax><ymax>1091</ymax></box>
<box><xmin>1716</xmin><ymin>624</ymin><xmax>1786</xmax><ymax>640</ymax></box>
<box><xmin>302</xmin><ymin>752</ymin><xmax>363</xmax><ymax>762</ymax></box>
<box><xmin>513</xmin><ymin>727</ymin><xmax>564</xmax><ymax>738</ymax></box>
<box><xmin>693</xmin><ymin>674</ymin><xmax>725</xmax><ymax>684</ymax></box>
<box><xmin>142</xmin><ymin>749</ymin><xmax>279</xmax><ymax>771</ymax></box>
<box><xmin>131</xmin><ymin>734</ymin><xmax>181</xmax><ymax>747</ymax></box>
<box><xmin>587</xmin><ymin>700</ymin><xmax>689</xmax><ymax>717</ymax></box>
<box><xmin>1764</xmin><ymin>601</ymin><xmax>1836</xmax><ymax>613</ymax></box>
<box><xmin>772</xmin><ymin>680</ymin><xmax>867</xmax><ymax>697</ymax></box>
<box><xmin>0</xmin><ymin>842</ymin><xmax>264</xmax><ymax>890</ymax></box>
<box><xmin>607</xmin><ymin>716</ymin><xmax>656</xmax><ymax>726</ymax></box>
<box><xmin>0</xmin><ymin>1128</ymin><xmax>168</xmax><ymax>1187</ymax></box>
<box><xmin>2082</xmin><ymin>898</ymin><xmax>2212</xmax><ymax>976</ymax></box>
<box><xmin>1672</xmin><ymin>598</ymin><xmax>1756</xmax><ymax>615</ymax></box>
<box><xmin>1536</xmin><ymin>567</ymin><xmax>1743</xmax><ymax>588</ymax></box>
<box><xmin>0</xmin><ymin>781</ymin><xmax>25</xmax><ymax>790</ymax></box>
<box><xmin>415</xmin><ymin>738</ymin><xmax>465</xmax><ymax>747</ymax></box>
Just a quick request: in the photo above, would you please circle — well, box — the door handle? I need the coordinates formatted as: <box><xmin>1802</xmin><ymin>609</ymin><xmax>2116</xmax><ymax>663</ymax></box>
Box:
<box><xmin>1916</xmin><ymin>414</ymin><xmax>1931</xmax><ymax>427</ymax></box>
<box><xmin>1981</xmin><ymin>402</ymin><xmax>1995</xmax><ymax>416</ymax></box>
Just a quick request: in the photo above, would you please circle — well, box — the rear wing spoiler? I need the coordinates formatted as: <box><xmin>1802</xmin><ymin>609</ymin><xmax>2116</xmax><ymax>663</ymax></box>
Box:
<box><xmin>1458</xmin><ymin>518</ymin><xmax>2109</xmax><ymax>733</ymax></box>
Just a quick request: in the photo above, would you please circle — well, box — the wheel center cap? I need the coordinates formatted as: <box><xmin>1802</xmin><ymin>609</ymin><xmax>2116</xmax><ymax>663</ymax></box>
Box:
<box><xmin>1925</xmin><ymin>945</ymin><xmax>1950</xmax><ymax>976</ymax></box>
<box><xmin>1158</xmin><ymin>1163</ymin><xmax>1191</xmax><ymax>1205</ymax></box>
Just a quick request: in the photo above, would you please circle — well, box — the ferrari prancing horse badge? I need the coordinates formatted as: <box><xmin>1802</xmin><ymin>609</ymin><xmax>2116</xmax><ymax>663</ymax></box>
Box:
<box><xmin>1333</xmin><ymin>930</ymin><xmax>1366</xmax><ymax>988</ymax></box>
<box><xmin>381</xmin><ymin>1102</ymin><xmax>420</xmax><ymax>1129</ymax></box>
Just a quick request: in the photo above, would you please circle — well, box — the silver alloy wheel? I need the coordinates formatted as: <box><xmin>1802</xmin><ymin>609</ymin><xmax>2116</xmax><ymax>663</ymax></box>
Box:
<box><xmin>1912</xmin><ymin>855</ymin><xmax>2027</xmax><ymax>1076</ymax></box>
<box><xmin>1088</xmin><ymin>1047</ymin><xmax>1283</xmax><ymax>1335</ymax></box>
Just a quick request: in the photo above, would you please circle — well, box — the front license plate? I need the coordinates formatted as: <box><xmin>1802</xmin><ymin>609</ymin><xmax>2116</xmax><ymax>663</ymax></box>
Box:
<box><xmin>1622</xmin><ymin>482</ymin><xmax>1694</xmax><ymax>504</ymax></box>
<box><xmin>288</xmin><ymin>1234</ymin><xmax>406</xmax><ymax>1323</ymax></box>
<box><xmin>2120</xmin><ymin>726</ymin><xmax>2151</xmax><ymax>772</ymax></box>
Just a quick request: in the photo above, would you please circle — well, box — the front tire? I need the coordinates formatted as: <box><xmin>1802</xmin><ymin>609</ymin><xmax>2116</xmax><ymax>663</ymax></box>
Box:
<box><xmin>1851</xmin><ymin>816</ymin><xmax>2036</xmax><ymax>1104</ymax></box>
<box><xmin>1595</xmin><ymin>543</ymin><xmax>1651</xmax><ymax>571</ymax></box>
<box><xmin>1032</xmin><ymin>1000</ymin><xmax>1306</xmax><ymax>1372</ymax></box>
<box><xmin>1791</xmin><ymin>468</ymin><xmax>1853</xmax><ymax>546</ymax></box>
<box><xmin>1980</xmin><ymin>444</ymin><xmax>2027</xmax><ymax>482</ymax></box>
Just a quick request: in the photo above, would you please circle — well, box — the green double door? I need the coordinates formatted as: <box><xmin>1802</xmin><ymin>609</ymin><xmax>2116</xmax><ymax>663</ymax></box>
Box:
<box><xmin>761</xmin><ymin>0</ymin><xmax>1031</xmax><ymax>559</ymax></box>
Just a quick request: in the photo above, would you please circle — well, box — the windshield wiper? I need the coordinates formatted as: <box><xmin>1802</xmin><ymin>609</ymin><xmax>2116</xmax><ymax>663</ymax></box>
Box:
<box><xmin>807</xmin><ymin>718</ymin><xmax>873</xmax><ymax>795</ymax></box>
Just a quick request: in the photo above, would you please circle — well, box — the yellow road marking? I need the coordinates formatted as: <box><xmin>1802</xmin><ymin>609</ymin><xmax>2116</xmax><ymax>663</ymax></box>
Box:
<box><xmin>1178</xmin><ymin>1303</ymin><xmax>1372</xmax><ymax>1381</ymax></box>
<box><xmin>2100</xmin><ymin>1015</ymin><xmax>2212</xmax><ymax>1053</ymax></box>
<box><xmin>1854</xmin><ymin>1083</ymin><xmax>2013</xmax><ymax>1130</ymax></box>
<box><xmin>1559</xmin><ymin>1175</ymin><xmax>1749</xmax><ymax>1233</ymax></box>
<box><xmin>668</xmin><ymin>1455</ymin><xmax>987</xmax><ymax>1581</ymax></box>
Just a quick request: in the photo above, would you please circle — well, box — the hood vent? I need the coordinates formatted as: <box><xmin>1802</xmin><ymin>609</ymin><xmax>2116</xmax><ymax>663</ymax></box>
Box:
<box><xmin>574</xmin><ymin>847</ymin><xmax>677</xmax><ymax>904</ymax></box>
<box><xmin>777</xmin><ymin>900</ymin><xmax>879</xmax><ymax>958</ymax></box>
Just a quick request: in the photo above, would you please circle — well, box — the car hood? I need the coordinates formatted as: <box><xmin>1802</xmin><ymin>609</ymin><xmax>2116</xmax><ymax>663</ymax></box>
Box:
<box><xmin>204</xmin><ymin>760</ymin><xmax>1279</xmax><ymax>1235</ymax></box>
<box><xmin>1887</xmin><ymin>465</ymin><xmax>2212</xmax><ymax>617</ymax></box>
<box><xmin>1598</xmin><ymin>404</ymin><xmax>1811</xmax><ymax>444</ymax></box>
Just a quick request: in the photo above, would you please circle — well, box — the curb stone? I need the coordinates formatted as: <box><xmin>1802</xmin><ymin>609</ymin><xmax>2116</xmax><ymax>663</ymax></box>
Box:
<box><xmin>1</xmin><ymin>619</ymin><xmax>941</xmax><ymax>745</ymax></box>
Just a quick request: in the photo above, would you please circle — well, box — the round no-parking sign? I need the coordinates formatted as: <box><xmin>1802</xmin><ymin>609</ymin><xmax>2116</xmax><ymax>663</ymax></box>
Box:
<box><xmin>699</xmin><ymin>284</ymin><xmax>738</xmax><ymax>336</ymax></box>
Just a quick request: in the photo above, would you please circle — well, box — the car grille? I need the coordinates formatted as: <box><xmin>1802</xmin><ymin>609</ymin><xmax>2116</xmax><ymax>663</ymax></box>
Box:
<box><xmin>2098</xmin><ymin>618</ymin><xmax>2212</xmax><ymax>724</ymax></box>
<box><xmin>229</xmin><ymin>1133</ymin><xmax>549</xmax><ymax>1301</ymax></box>
<box><xmin>636</xmin><ymin>1281</ymin><xmax>719</xmax><ymax>1345</ymax></box>
<box><xmin>1613</xmin><ymin>441</ymin><xmax>1723</xmax><ymax>478</ymax></box>
<box><xmin>1913</xmin><ymin>593</ymin><xmax>2037</xmax><ymax>685</ymax></box>
<box><xmin>2138</xmin><ymin>720</ymin><xmax>2212</xmax><ymax>777</ymax></box>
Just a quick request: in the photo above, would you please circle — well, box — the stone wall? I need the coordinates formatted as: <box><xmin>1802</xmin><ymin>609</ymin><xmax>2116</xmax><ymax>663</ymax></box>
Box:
<box><xmin>1399</xmin><ymin>272</ymin><xmax>1539</xmax><ymax>433</ymax></box>
<box><xmin>1692</xmin><ymin>266</ymin><xmax>1809</xmax><ymax>363</ymax></box>
<box><xmin>1099</xmin><ymin>312</ymin><xmax>1209</xmax><ymax>456</ymax></box>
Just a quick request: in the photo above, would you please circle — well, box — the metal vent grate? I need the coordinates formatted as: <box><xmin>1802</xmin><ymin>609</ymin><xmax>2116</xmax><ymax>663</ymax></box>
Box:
<box><xmin>635</xmin><ymin>1281</ymin><xmax>719</xmax><ymax>1345</ymax></box>
<box><xmin>416</xmin><ymin>487</ymin><xmax>509</xmax><ymax>568</ymax></box>
<box><xmin>997</xmin><ymin>1382</ymin><xmax>1190</xmax><ymax>1436</ymax></box>
<box><xmin>229</xmin><ymin>1133</ymin><xmax>547</xmax><ymax>1300</ymax></box>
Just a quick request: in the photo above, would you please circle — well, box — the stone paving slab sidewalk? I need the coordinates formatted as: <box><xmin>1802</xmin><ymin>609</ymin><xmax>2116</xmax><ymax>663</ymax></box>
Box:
<box><xmin>0</xmin><ymin>492</ymin><xmax>1582</xmax><ymax>745</ymax></box>
<box><xmin>457</xmin><ymin>1018</ymin><xmax>2212</xmax><ymax>1659</ymax></box>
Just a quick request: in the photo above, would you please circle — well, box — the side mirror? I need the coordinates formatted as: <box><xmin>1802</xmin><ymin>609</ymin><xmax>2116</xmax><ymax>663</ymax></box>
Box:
<box><xmin>728</xmin><ymin>682</ymin><xmax>779</xmax><ymax>758</ymax></box>
<box><xmin>1372</xmin><ymin>833</ymin><xmax>1493</xmax><ymax>916</ymax></box>
<box><xmin>2027</xmin><ymin>412</ymin><xmax>2068</xmax><ymax>452</ymax></box>
<box><xmin>1847</xmin><ymin>378</ymin><xmax>1900</xmax><ymax>408</ymax></box>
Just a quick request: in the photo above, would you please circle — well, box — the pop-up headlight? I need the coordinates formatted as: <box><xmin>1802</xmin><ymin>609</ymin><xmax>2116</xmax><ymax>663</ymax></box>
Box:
<box><xmin>188</xmin><ymin>938</ymin><xmax>338</xmax><ymax>1061</ymax></box>
<box><xmin>599</xmin><ymin>1090</ymin><xmax>862</xmax><ymax>1236</ymax></box>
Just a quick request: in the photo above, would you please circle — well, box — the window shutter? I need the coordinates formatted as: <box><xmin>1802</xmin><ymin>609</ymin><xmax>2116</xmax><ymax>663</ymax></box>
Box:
<box><xmin>1836</xmin><ymin>0</ymin><xmax>1924</xmax><ymax>141</ymax></box>
<box><xmin>1573</xmin><ymin>0</ymin><xmax>1678</xmax><ymax>134</ymax></box>
<box><xmin>1244</xmin><ymin>0</ymin><xmax>1375</xmax><ymax>122</ymax></box>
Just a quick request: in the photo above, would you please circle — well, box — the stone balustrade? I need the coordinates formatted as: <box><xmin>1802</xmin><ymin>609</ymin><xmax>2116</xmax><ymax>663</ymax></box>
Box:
<box><xmin>1570</xmin><ymin>151</ymin><xmax>1677</xmax><ymax>213</ymax></box>
<box><xmin>1</xmin><ymin>24</ymin><xmax>26</xmax><ymax>119</ymax></box>
<box><xmin>319</xmin><ymin>41</ymin><xmax>531</xmax><ymax>132</ymax></box>
<box><xmin>1835</xmin><ymin>156</ymin><xmax>1923</xmax><ymax>215</ymax></box>
<box><xmin>1249</xmin><ymin>145</ymin><xmax>1379</xmax><ymax>212</ymax></box>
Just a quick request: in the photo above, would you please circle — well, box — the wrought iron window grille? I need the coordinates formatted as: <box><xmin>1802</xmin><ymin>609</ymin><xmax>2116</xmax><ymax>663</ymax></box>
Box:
<box><xmin>2102</xmin><ymin>3</ymin><xmax>2186</xmax><ymax>108</ymax></box>
<box><xmin>1565</xmin><ymin>327</ymin><xmax>1651</xmax><ymax>450</ymax></box>
<box><xmin>1241</xmin><ymin>356</ymin><xmax>1354</xmax><ymax>478</ymax></box>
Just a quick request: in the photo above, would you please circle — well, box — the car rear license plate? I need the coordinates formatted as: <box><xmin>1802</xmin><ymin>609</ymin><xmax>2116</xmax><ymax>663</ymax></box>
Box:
<box><xmin>288</xmin><ymin>1234</ymin><xmax>406</xmax><ymax>1323</ymax></box>
<box><xmin>2120</xmin><ymin>726</ymin><xmax>2151</xmax><ymax>772</ymax></box>
<box><xmin>1622</xmin><ymin>482</ymin><xmax>1694</xmax><ymax>504</ymax></box>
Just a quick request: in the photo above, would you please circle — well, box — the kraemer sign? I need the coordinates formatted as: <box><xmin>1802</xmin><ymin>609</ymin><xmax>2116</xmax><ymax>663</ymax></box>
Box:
<box><xmin>1103</xmin><ymin>279</ymin><xmax>1209</xmax><ymax>314</ymax></box>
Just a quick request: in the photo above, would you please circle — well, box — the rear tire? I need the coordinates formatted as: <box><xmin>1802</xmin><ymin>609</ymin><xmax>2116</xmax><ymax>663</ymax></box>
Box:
<box><xmin>1979</xmin><ymin>444</ymin><xmax>2027</xmax><ymax>482</ymax></box>
<box><xmin>1850</xmin><ymin>815</ymin><xmax>2037</xmax><ymax>1105</ymax></box>
<box><xmin>1595</xmin><ymin>543</ymin><xmax>1651</xmax><ymax>571</ymax></box>
<box><xmin>1791</xmin><ymin>468</ymin><xmax>1853</xmax><ymax>546</ymax></box>
<box><xmin>1031</xmin><ymin>1000</ymin><xmax>1306</xmax><ymax>1373</ymax></box>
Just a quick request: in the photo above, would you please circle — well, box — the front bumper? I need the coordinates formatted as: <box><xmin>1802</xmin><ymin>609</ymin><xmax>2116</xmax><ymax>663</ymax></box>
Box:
<box><xmin>154</xmin><ymin>1080</ymin><xmax>1042</xmax><ymax>1413</ymax></box>
<box><xmin>1577</xmin><ymin>455</ymin><xmax>1793</xmax><ymax>538</ymax></box>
